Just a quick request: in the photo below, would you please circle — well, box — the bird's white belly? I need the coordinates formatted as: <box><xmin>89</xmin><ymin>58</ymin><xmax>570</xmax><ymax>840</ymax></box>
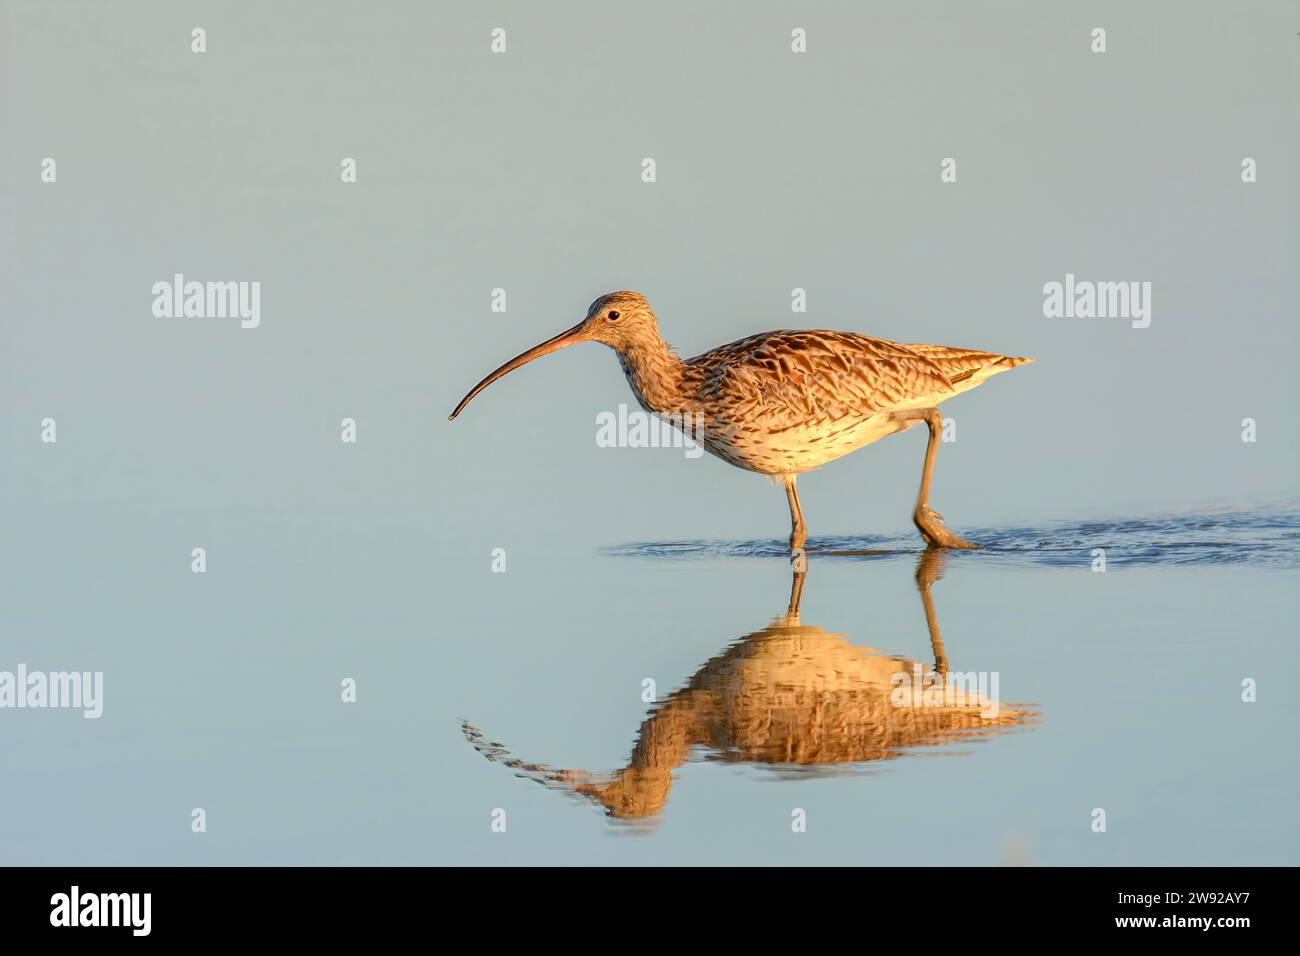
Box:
<box><xmin>699</xmin><ymin>414</ymin><xmax>914</xmax><ymax>476</ymax></box>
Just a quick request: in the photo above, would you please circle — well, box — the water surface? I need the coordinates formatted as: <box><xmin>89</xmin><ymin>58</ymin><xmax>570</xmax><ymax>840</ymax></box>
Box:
<box><xmin>2</xmin><ymin>504</ymin><xmax>1296</xmax><ymax>864</ymax></box>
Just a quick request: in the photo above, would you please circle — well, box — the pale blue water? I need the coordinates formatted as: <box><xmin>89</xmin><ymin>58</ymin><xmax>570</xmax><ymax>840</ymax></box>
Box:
<box><xmin>611</xmin><ymin>505</ymin><xmax>1300</xmax><ymax>569</ymax></box>
<box><xmin>1</xmin><ymin>503</ymin><xmax>1297</xmax><ymax>864</ymax></box>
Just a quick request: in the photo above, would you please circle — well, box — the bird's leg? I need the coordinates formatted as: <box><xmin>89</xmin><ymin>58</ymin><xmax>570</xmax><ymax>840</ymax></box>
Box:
<box><xmin>913</xmin><ymin>408</ymin><xmax>979</xmax><ymax>550</ymax></box>
<box><xmin>782</xmin><ymin>475</ymin><xmax>808</xmax><ymax>558</ymax></box>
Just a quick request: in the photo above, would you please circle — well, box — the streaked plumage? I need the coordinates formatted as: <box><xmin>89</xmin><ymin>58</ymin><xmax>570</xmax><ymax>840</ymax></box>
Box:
<box><xmin>449</xmin><ymin>290</ymin><xmax>1033</xmax><ymax>552</ymax></box>
<box><xmin>673</xmin><ymin>327</ymin><xmax>1031</xmax><ymax>475</ymax></box>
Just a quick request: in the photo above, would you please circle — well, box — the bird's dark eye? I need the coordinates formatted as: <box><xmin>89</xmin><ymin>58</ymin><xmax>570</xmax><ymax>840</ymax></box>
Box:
<box><xmin>608</xmin><ymin>311</ymin><xmax>620</xmax><ymax>321</ymax></box>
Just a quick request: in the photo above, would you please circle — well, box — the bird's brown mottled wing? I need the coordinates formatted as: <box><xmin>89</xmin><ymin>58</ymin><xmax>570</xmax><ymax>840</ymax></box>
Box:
<box><xmin>688</xmin><ymin>330</ymin><xmax>963</xmax><ymax>431</ymax></box>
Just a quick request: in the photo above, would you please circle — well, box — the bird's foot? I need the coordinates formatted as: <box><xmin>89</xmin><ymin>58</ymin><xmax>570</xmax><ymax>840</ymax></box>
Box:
<box><xmin>789</xmin><ymin>543</ymin><xmax>808</xmax><ymax>572</ymax></box>
<box><xmin>913</xmin><ymin>505</ymin><xmax>979</xmax><ymax>550</ymax></box>
<box><xmin>789</xmin><ymin>528</ymin><xmax>807</xmax><ymax>559</ymax></box>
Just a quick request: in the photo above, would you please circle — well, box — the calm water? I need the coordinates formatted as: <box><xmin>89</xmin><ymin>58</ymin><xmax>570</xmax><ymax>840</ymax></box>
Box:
<box><xmin>609</xmin><ymin>505</ymin><xmax>1300</xmax><ymax>569</ymax></box>
<box><xmin>3</xmin><ymin>504</ymin><xmax>1296</xmax><ymax>865</ymax></box>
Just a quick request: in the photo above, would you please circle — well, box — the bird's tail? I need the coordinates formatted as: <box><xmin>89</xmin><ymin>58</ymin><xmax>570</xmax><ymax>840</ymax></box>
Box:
<box><xmin>992</xmin><ymin>354</ymin><xmax>1035</xmax><ymax>369</ymax></box>
<box><xmin>904</xmin><ymin>344</ymin><xmax>1033</xmax><ymax>379</ymax></box>
<box><xmin>902</xmin><ymin>345</ymin><xmax>1034</xmax><ymax>398</ymax></box>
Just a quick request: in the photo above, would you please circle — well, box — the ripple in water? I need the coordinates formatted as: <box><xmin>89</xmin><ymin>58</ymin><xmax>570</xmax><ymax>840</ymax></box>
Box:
<box><xmin>604</xmin><ymin>504</ymin><xmax>1300</xmax><ymax>569</ymax></box>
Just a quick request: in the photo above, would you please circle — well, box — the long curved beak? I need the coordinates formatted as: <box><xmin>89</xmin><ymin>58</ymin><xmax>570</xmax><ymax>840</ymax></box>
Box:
<box><xmin>448</xmin><ymin>321</ymin><xmax>589</xmax><ymax>420</ymax></box>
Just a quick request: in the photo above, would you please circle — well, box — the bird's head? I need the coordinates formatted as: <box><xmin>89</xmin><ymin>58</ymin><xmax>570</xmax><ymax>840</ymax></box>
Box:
<box><xmin>448</xmin><ymin>290</ymin><xmax>662</xmax><ymax>420</ymax></box>
<box><xmin>578</xmin><ymin>290</ymin><xmax>661</xmax><ymax>351</ymax></box>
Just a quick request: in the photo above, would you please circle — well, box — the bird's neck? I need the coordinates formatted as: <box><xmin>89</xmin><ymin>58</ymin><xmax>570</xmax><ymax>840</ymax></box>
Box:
<box><xmin>616</xmin><ymin>337</ymin><xmax>688</xmax><ymax>415</ymax></box>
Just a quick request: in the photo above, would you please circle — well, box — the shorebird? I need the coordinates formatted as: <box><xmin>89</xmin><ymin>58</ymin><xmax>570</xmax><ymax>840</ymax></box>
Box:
<box><xmin>449</xmin><ymin>291</ymin><xmax>1032</xmax><ymax>552</ymax></box>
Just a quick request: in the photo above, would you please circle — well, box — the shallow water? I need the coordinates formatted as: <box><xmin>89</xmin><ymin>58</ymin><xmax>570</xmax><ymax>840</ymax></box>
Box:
<box><xmin>449</xmin><ymin>507</ymin><xmax>1299</xmax><ymax>861</ymax></box>
<box><xmin>608</xmin><ymin>505</ymin><xmax>1300</xmax><ymax>569</ymax></box>
<box><xmin>2</xmin><ymin>504</ymin><xmax>1296</xmax><ymax>865</ymax></box>
<box><xmin>465</xmin><ymin>551</ymin><xmax>1044</xmax><ymax>828</ymax></box>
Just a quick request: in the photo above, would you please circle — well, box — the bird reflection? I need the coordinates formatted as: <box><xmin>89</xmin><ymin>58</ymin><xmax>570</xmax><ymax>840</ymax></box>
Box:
<box><xmin>463</xmin><ymin>550</ymin><xmax>1038</xmax><ymax>822</ymax></box>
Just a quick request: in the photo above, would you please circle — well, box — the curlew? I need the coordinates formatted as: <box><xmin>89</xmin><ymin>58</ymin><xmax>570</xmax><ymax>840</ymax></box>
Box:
<box><xmin>449</xmin><ymin>291</ymin><xmax>1032</xmax><ymax>552</ymax></box>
